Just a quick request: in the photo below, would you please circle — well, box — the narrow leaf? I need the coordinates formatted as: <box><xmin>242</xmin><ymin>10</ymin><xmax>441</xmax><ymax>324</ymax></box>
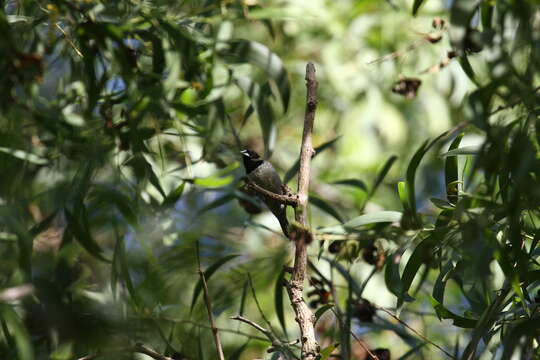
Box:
<box><xmin>319</xmin><ymin>211</ymin><xmax>402</xmax><ymax>234</ymax></box>
<box><xmin>190</xmin><ymin>254</ymin><xmax>239</xmax><ymax>311</ymax></box>
<box><xmin>0</xmin><ymin>146</ymin><xmax>48</xmax><ymax>164</ymax></box>
<box><xmin>310</xmin><ymin>194</ymin><xmax>344</xmax><ymax>223</ymax></box>
<box><xmin>445</xmin><ymin>134</ymin><xmax>463</xmax><ymax>204</ymax></box>
<box><xmin>274</xmin><ymin>268</ymin><xmax>287</xmax><ymax>336</ymax></box>
<box><xmin>314</xmin><ymin>304</ymin><xmax>334</xmax><ymax>324</ymax></box>
<box><xmin>332</xmin><ymin>179</ymin><xmax>368</xmax><ymax>192</ymax></box>
<box><xmin>371</xmin><ymin>155</ymin><xmax>398</xmax><ymax>197</ymax></box>
<box><xmin>412</xmin><ymin>0</ymin><xmax>427</xmax><ymax>16</ymax></box>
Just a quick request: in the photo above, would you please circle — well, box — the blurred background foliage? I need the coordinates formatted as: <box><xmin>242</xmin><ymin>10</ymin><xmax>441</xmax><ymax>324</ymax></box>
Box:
<box><xmin>0</xmin><ymin>0</ymin><xmax>539</xmax><ymax>359</ymax></box>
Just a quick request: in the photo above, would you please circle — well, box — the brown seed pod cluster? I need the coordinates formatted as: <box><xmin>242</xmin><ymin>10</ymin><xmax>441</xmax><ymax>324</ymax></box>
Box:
<box><xmin>307</xmin><ymin>276</ymin><xmax>331</xmax><ymax>309</ymax></box>
<box><xmin>367</xmin><ymin>348</ymin><xmax>391</xmax><ymax>360</ymax></box>
<box><xmin>351</xmin><ymin>297</ymin><xmax>376</xmax><ymax>323</ymax></box>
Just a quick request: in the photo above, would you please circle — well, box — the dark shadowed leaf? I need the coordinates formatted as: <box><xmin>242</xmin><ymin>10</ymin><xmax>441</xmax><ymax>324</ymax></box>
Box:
<box><xmin>229</xmin><ymin>340</ymin><xmax>250</xmax><ymax>360</ymax></box>
<box><xmin>445</xmin><ymin>133</ymin><xmax>463</xmax><ymax>204</ymax></box>
<box><xmin>0</xmin><ymin>305</ymin><xmax>33</xmax><ymax>360</ymax></box>
<box><xmin>332</xmin><ymin>179</ymin><xmax>368</xmax><ymax>192</ymax></box>
<box><xmin>314</xmin><ymin>304</ymin><xmax>334</xmax><ymax>325</ymax></box>
<box><xmin>64</xmin><ymin>207</ymin><xmax>109</xmax><ymax>263</ymax></box>
<box><xmin>371</xmin><ymin>155</ymin><xmax>398</xmax><ymax>197</ymax></box>
<box><xmin>274</xmin><ymin>268</ymin><xmax>287</xmax><ymax>336</ymax></box>
<box><xmin>162</xmin><ymin>182</ymin><xmax>186</xmax><ymax>207</ymax></box>
<box><xmin>429</xmin><ymin>296</ymin><xmax>477</xmax><ymax>328</ymax></box>
<box><xmin>310</xmin><ymin>194</ymin><xmax>344</xmax><ymax>223</ymax></box>
<box><xmin>190</xmin><ymin>254</ymin><xmax>239</xmax><ymax>311</ymax></box>
<box><xmin>412</xmin><ymin>0</ymin><xmax>427</xmax><ymax>16</ymax></box>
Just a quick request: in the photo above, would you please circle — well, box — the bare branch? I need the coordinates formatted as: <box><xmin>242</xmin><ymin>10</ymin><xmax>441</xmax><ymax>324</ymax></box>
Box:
<box><xmin>245</xmin><ymin>180</ymin><xmax>299</xmax><ymax>206</ymax></box>
<box><xmin>286</xmin><ymin>62</ymin><xmax>319</xmax><ymax>360</ymax></box>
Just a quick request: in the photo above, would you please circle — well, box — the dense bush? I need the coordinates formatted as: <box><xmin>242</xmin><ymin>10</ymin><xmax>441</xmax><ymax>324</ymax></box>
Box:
<box><xmin>0</xmin><ymin>1</ymin><xmax>539</xmax><ymax>359</ymax></box>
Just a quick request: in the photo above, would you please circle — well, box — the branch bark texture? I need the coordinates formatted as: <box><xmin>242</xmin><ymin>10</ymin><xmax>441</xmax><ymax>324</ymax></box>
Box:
<box><xmin>287</xmin><ymin>62</ymin><xmax>319</xmax><ymax>360</ymax></box>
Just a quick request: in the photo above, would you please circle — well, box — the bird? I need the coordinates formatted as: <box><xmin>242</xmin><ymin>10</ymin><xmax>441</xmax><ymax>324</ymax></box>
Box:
<box><xmin>240</xmin><ymin>149</ymin><xmax>289</xmax><ymax>238</ymax></box>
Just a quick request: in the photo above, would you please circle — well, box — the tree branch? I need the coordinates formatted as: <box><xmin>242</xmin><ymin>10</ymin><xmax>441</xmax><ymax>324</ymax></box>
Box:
<box><xmin>245</xmin><ymin>180</ymin><xmax>299</xmax><ymax>206</ymax></box>
<box><xmin>286</xmin><ymin>62</ymin><xmax>319</xmax><ymax>360</ymax></box>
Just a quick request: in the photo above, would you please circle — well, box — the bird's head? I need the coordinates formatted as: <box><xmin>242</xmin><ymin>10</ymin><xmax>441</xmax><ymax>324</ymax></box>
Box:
<box><xmin>240</xmin><ymin>149</ymin><xmax>263</xmax><ymax>173</ymax></box>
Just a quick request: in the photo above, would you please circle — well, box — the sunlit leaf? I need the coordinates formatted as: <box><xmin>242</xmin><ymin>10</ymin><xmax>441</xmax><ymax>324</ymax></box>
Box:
<box><xmin>0</xmin><ymin>146</ymin><xmax>48</xmax><ymax>165</ymax></box>
<box><xmin>0</xmin><ymin>305</ymin><xmax>33</xmax><ymax>360</ymax></box>
<box><xmin>319</xmin><ymin>211</ymin><xmax>402</xmax><ymax>234</ymax></box>
<box><xmin>320</xmin><ymin>343</ymin><xmax>339</xmax><ymax>360</ymax></box>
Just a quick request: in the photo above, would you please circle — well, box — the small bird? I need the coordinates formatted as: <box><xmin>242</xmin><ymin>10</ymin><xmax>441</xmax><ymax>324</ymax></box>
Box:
<box><xmin>240</xmin><ymin>149</ymin><xmax>289</xmax><ymax>238</ymax></box>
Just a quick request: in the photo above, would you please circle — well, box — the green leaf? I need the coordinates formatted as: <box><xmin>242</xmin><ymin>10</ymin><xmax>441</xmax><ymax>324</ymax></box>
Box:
<box><xmin>284</xmin><ymin>137</ymin><xmax>341</xmax><ymax>184</ymax></box>
<box><xmin>222</xmin><ymin>40</ymin><xmax>290</xmax><ymax>112</ymax></box>
<box><xmin>320</xmin><ymin>343</ymin><xmax>339</xmax><ymax>360</ymax></box>
<box><xmin>445</xmin><ymin>133</ymin><xmax>463</xmax><ymax>204</ymax></box>
<box><xmin>440</xmin><ymin>145</ymin><xmax>480</xmax><ymax>157</ymax></box>
<box><xmin>405</xmin><ymin>140</ymin><xmax>430</xmax><ymax>214</ymax></box>
<box><xmin>239</xmin><ymin>279</ymin><xmax>248</xmax><ymax>317</ymax></box>
<box><xmin>162</xmin><ymin>182</ymin><xmax>186</xmax><ymax>207</ymax></box>
<box><xmin>398</xmin><ymin>236</ymin><xmax>437</xmax><ymax>309</ymax></box>
<box><xmin>193</xmin><ymin>176</ymin><xmax>234</xmax><ymax>188</ymax></box>
<box><xmin>501</xmin><ymin>319</ymin><xmax>540</xmax><ymax>360</ymax></box>
<box><xmin>0</xmin><ymin>305</ymin><xmax>33</xmax><ymax>360</ymax></box>
<box><xmin>64</xmin><ymin>207</ymin><xmax>110</xmax><ymax>263</ymax></box>
<box><xmin>274</xmin><ymin>268</ymin><xmax>287</xmax><ymax>336</ymax></box>
<box><xmin>412</xmin><ymin>0</ymin><xmax>427</xmax><ymax>16</ymax></box>
<box><xmin>430</xmin><ymin>197</ymin><xmax>454</xmax><ymax>210</ymax></box>
<box><xmin>319</xmin><ymin>211</ymin><xmax>402</xmax><ymax>234</ymax></box>
<box><xmin>397</xmin><ymin>342</ymin><xmax>427</xmax><ymax>360</ymax></box>
<box><xmin>371</xmin><ymin>155</ymin><xmax>398</xmax><ymax>197</ymax></box>
<box><xmin>480</xmin><ymin>2</ymin><xmax>494</xmax><ymax>30</ymax></box>
<box><xmin>458</xmin><ymin>55</ymin><xmax>479</xmax><ymax>85</ymax></box>
<box><xmin>229</xmin><ymin>341</ymin><xmax>250</xmax><ymax>360</ymax></box>
<box><xmin>190</xmin><ymin>254</ymin><xmax>239</xmax><ymax>311</ymax></box>
<box><xmin>331</xmin><ymin>179</ymin><xmax>368</xmax><ymax>192</ymax></box>
<box><xmin>0</xmin><ymin>146</ymin><xmax>48</xmax><ymax>165</ymax></box>
<box><xmin>429</xmin><ymin>296</ymin><xmax>477</xmax><ymax>328</ymax></box>
<box><xmin>450</xmin><ymin>0</ymin><xmax>482</xmax><ymax>55</ymax></box>
<box><xmin>384</xmin><ymin>248</ymin><xmax>414</xmax><ymax>305</ymax></box>
<box><xmin>314</xmin><ymin>304</ymin><xmax>334</xmax><ymax>324</ymax></box>
<box><xmin>310</xmin><ymin>194</ymin><xmax>344</xmax><ymax>223</ymax></box>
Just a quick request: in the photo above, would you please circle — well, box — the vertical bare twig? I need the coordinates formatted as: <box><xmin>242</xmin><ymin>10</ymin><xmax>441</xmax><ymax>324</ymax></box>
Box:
<box><xmin>286</xmin><ymin>62</ymin><xmax>319</xmax><ymax>360</ymax></box>
<box><xmin>196</xmin><ymin>243</ymin><xmax>225</xmax><ymax>360</ymax></box>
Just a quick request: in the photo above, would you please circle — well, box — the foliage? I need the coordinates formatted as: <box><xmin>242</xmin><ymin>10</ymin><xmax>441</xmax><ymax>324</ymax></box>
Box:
<box><xmin>0</xmin><ymin>0</ymin><xmax>539</xmax><ymax>360</ymax></box>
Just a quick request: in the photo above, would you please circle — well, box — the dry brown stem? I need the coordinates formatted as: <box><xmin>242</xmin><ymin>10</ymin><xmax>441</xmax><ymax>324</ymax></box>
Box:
<box><xmin>285</xmin><ymin>62</ymin><xmax>319</xmax><ymax>360</ymax></box>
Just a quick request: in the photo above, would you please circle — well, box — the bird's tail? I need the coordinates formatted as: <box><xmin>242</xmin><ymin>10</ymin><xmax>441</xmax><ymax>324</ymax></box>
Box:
<box><xmin>278</xmin><ymin>216</ymin><xmax>290</xmax><ymax>239</ymax></box>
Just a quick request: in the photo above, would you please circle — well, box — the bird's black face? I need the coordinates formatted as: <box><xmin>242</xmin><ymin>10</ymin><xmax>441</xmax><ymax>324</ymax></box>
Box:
<box><xmin>241</xmin><ymin>149</ymin><xmax>263</xmax><ymax>174</ymax></box>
